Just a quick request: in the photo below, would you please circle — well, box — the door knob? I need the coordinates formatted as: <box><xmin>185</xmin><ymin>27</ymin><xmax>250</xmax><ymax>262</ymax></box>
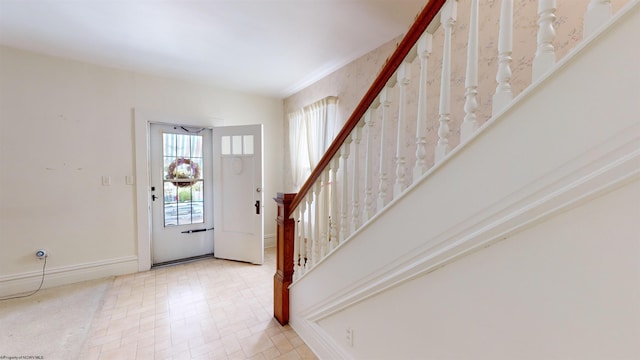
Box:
<box><xmin>152</xmin><ymin>194</ymin><xmax>158</xmax><ymax>201</ymax></box>
<box><xmin>255</xmin><ymin>200</ymin><xmax>260</xmax><ymax>215</ymax></box>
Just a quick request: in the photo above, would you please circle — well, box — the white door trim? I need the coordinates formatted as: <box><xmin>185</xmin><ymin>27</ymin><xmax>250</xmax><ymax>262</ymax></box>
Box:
<box><xmin>133</xmin><ymin>109</ymin><xmax>223</xmax><ymax>271</ymax></box>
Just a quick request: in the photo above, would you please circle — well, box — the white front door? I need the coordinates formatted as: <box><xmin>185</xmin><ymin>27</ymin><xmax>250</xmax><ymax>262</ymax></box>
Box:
<box><xmin>213</xmin><ymin>125</ymin><xmax>264</xmax><ymax>264</ymax></box>
<box><xmin>150</xmin><ymin>124</ymin><xmax>214</xmax><ymax>264</ymax></box>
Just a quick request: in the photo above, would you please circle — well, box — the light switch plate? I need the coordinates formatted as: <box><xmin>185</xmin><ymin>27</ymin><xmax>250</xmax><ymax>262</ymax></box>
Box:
<box><xmin>126</xmin><ymin>175</ymin><xmax>135</xmax><ymax>185</ymax></box>
<box><xmin>102</xmin><ymin>176</ymin><xmax>111</xmax><ymax>186</ymax></box>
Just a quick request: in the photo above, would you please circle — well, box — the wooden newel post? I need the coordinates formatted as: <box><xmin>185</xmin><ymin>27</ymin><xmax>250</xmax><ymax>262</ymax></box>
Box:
<box><xmin>274</xmin><ymin>192</ymin><xmax>296</xmax><ymax>325</ymax></box>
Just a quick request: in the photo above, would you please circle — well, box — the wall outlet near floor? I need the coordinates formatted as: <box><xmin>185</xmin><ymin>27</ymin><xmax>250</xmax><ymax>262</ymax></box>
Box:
<box><xmin>346</xmin><ymin>327</ymin><xmax>354</xmax><ymax>347</ymax></box>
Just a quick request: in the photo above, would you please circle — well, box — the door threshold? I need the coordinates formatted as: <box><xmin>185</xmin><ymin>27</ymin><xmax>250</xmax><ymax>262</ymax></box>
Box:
<box><xmin>152</xmin><ymin>253</ymin><xmax>215</xmax><ymax>268</ymax></box>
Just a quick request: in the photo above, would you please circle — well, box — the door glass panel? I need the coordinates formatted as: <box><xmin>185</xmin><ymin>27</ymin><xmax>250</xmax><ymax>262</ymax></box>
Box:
<box><xmin>164</xmin><ymin>203</ymin><xmax>178</xmax><ymax>226</ymax></box>
<box><xmin>191</xmin><ymin>158</ymin><xmax>203</xmax><ymax>179</ymax></box>
<box><xmin>243</xmin><ymin>135</ymin><xmax>254</xmax><ymax>154</ymax></box>
<box><xmin>176</xmin><ymin>134</ymin><xmax>191</xmax><ymax>158</ymax></box>
<box><xmin>163</xmin><ymin>132</ymin><xmax>205</xmax><ymax>227</ymax></box>
<box><xmin>190</xmin><ymin>136</ymin><xmax>202</xmax><ymax>158</ymax></box>
<box><xmin>221</xmin><ymin>136</ymin><xmax>231</xmax><ymax>155</ymax></box>
<box><xmin>164</xmin><ymin>134</ymin><xmax>177</xmax><ymax>156</ymax></box>
<box><xmin>232</xmin><ymin>135</ymin><xmax>242</xmax><ymax>155</ymax></box>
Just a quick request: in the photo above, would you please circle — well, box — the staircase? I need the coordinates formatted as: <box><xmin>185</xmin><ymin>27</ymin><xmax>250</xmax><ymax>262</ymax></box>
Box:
<box><xmin>275</xmin><ymin>1</ymin><xmax>640</xmax><ymax>358</ymax></box>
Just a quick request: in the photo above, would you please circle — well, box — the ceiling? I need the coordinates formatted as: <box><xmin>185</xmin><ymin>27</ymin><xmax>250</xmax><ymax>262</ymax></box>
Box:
<box><xmin>0</xmin><ymin>0</ymin><xmax>426</xmax><ymax>98</ymax></box>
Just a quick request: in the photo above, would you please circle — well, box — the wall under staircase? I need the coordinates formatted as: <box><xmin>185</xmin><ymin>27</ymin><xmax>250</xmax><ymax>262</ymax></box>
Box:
<box><xmin>288</xmin><ymin>4</ymin><xmax>640</xmax><ymax>359</ymax></box>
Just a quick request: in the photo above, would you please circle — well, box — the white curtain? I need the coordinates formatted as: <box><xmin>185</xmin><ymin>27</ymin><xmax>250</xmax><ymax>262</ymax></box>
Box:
<box><xmin>288</xmin><ymin>109</ymin><xmax>310</xmax><ymax>190</ymax></box>
<box><xmin>306</xmin><ymin>96</ymin><xmax>338</xmax><ymax>169</ymax></box>
<box><xmin>288</xmin><ymin>96</ymin><xmax>339</xmax><ymax>191</ymax></box>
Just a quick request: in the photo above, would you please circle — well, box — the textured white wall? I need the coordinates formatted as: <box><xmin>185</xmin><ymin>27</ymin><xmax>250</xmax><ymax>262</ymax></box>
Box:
<box><xmin>0</xmin><ymin>46</ymin><xmax>283</xmax><ymax>294</ymax></box>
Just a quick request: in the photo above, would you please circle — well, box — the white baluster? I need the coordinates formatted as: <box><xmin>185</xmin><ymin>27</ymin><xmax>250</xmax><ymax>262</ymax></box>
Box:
<box><xmin>461</xmin><ymin>0</ymin><xmax>479</xmax><ymax>143</ymax></box>
<box><xmin>298</xmin><ymin>203</ymin><xmax>307</xmax><ymax>276</ymax></box>
<box><xmin>305</xmin><ymin>193</ymin><xmax>313</xmax><ymax>269</ymax></box>
<box><xmin>413</xmin><ymin>32</ymin><xmax>433</xmax><ymax>182</ymax></box>
<box><xmin>320</xmin><ymin>170</ymin><xmax>330</xmax><ymax>258</ymax></box>
<box><xmin>339</xmin><ymin>138</ymin><xmax>352</xmax><ymax>244</ymax></box>
<box><xmin>351</xmin><ymin>123</ymin><xmax>363</xmax><ymax>233</ymax></box>
<box><xmin>377</xmin><ymin>87</ymin><xmax>391</xmax><ymax>211</ymax></box>
<box><xmin>312</xmin><ymin>183</ymin><xmax>321</xmax><ymax>265</ymax></box>
<box><xmin>329</xmin><ymin>157</ymin><xmax>339</xmax><ymax>251</ymax></box>
<box><xmin>584</xmin><ymin>0</ymin><xmax>611</xmax><ymax>37</ymax></box>
<box><xmin>435</xmin><ymin>0</ymin><xmax>457</xmax><ymax>163</ymax></box>
<box><xmin>363</xmin><ymin>108</ymin><xmax>376</xmax><ymax>222</ymax></box>
<box><xmin>532</xmin><ymin>0</ymin><xmax>556</xmax><ymax>80</ymax></box>
<box><xmin>394</xmin><ymin>62</ymin><xmax>411</xmax><ymax>198</ymax></box>
<box><xmin>292</xmin><ymin>207</ymin><xmax>301</xmax><ymax>281</ymax></box>
<box><xmin>492</xmin><ymin>0</ymin><xmax>514</xmax><ymax>116</ymax></box>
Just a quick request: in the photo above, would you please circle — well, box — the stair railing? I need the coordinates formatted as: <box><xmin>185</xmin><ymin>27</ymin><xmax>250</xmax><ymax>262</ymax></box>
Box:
<box><xmin>274</xmin><ymin>0</ymin><xmax>620</xmax><ymax>325</ymax></box>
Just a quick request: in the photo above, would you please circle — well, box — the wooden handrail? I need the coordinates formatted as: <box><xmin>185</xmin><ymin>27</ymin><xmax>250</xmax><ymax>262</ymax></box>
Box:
<box><xmin>289</xmin><ymin>0</ymin><xmax>448</xmax><ymax>212</ymax></box>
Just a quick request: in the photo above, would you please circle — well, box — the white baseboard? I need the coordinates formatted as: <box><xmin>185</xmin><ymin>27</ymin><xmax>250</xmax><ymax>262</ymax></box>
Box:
<box><xmin>0</xmin><ymin>256</ymin><xmax>138</xmax><ymax>298</ymax></box>
<box><xmin>264</xmin><ymin>233</ymin><xmax>276</xmax><ymax>248</ymax></box>
<box><xmin>291</xmin><ymin>318</ymin><xmax>352</xmax><ymax>360</ymax></box>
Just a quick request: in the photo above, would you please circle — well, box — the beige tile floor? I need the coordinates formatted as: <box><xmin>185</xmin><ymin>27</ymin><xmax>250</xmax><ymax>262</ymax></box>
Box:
<box><xmin>79</xmin><ymin>248</ymin><xmax>316</xmax><ymax>360</ymax></box>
